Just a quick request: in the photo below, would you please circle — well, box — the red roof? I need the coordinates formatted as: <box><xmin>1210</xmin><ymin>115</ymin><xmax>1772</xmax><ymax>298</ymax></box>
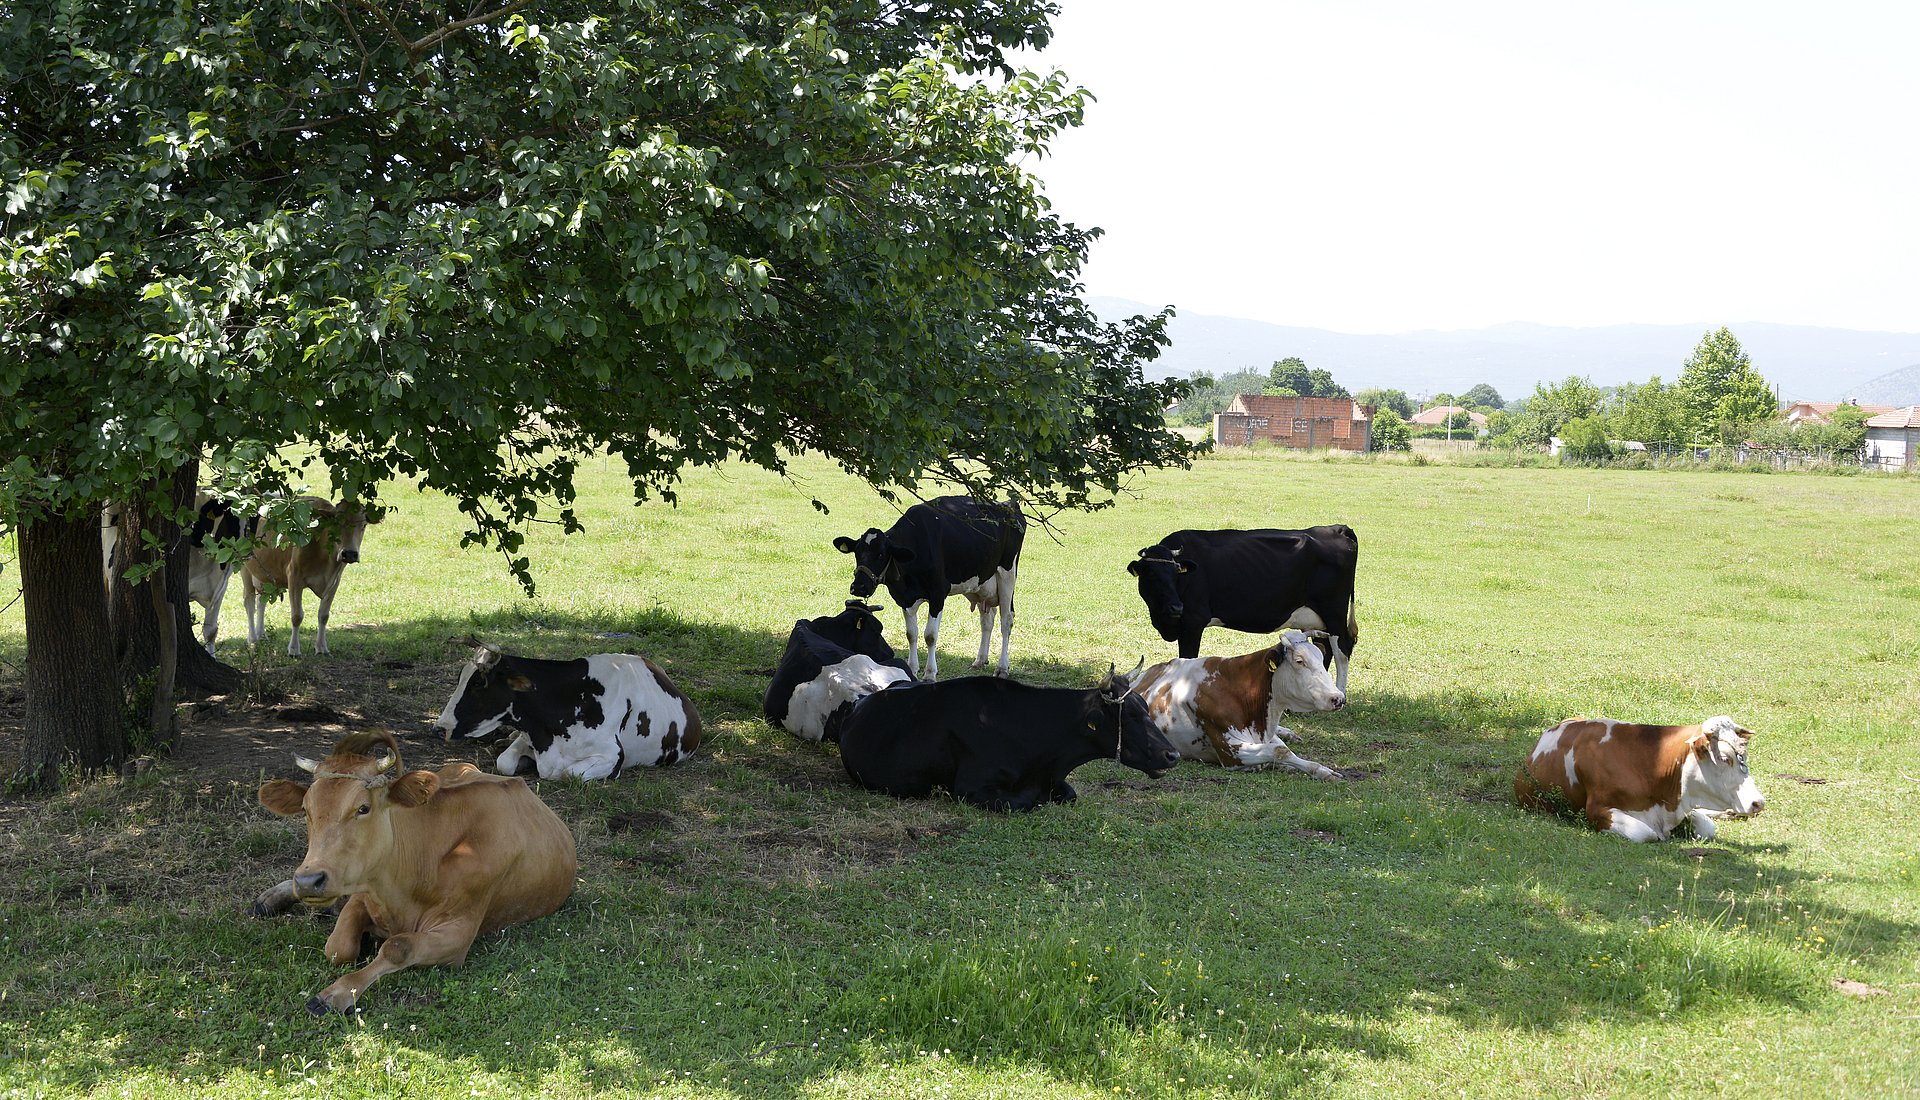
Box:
<box><xmin>1409</xmin><ymin>405</ymin><xmax>1488</xmax><ymax>427</ymax></box>
<box><xmin>1865</xmin><ymin>406</ymin><xmax>1920</xmax><ymax>429</ymax></box>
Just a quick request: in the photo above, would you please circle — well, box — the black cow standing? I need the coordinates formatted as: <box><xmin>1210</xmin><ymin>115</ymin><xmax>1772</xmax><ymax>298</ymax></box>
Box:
<box><xmin>837</xmin><ymin>663</ymin><xmax>1180</xmax><ymax>811</ymax></box>
<box><xmin>833</xmin><ymin>495</ymin><xmax>1025</xmax><ymax>681</ymax></box>
<box><xmin>1128</xmin><ymin>525</ymin><xmax>1360</xmax><ymax>691</ymax></box>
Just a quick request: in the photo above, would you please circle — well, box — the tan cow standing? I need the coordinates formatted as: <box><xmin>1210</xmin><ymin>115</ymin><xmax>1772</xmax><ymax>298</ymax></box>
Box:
<box><xmin>241</xmin><ymin>496</ymin><xmax>376</xmax><ymax>656</ymax></box>
<box><xmin>256</xmin><ymin>730</ymin><xmax>577</xmax><ymax>1014</ymax></box>
<box><xmin>1515</xmin><ymin>716</ymin><xmax>1767</xmax><ymax>842</ymax></box>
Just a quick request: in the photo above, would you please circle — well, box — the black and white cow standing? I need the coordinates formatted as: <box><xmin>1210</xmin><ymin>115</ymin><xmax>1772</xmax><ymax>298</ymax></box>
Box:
<box><xmin>1128</xmin><ymin>525</ymin><xmax>1360</xmax><ymax>691</ymax></box>
<box><xmin>101</xmin><ymin>495</ymin><xmax>257</xmax><ymax>656</ymax></box>
<box><xmin>763</xmin><ymin>601</ymin><xmax>916</xmax><ymax>743</ymax></box>
<box><xmin>833</xmin><ymin>496</ymin><xmax>1025</xmax><ymax>681</ymax></box>
<box><xmin>432</xmin><ymin>640</ymin><xmax>702</xmax><ymax>780</ymax></box>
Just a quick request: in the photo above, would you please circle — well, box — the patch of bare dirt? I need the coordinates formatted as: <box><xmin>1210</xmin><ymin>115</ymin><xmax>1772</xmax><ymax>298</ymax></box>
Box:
<box><xmin>1291</xmin><ymin>828</ymin><xmax>1339</xmax><ymax>843</ymax></box>
<box><xmin>1832</xmin><ymin>977</ymin><xmax>1889</xmax><ymax>998</ymax></box>
<box><xmin>1777</xmin><ymin>773</ymin><xmax>1830</xmax><ymax>785</ymax></box>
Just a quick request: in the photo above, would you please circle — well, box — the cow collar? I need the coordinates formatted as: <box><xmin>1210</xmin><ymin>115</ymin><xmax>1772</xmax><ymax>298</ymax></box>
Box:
<box><xmin>1135</xmin><ymin>556</ymin><xmax>1181</xmax><ymax>567</ymax></box>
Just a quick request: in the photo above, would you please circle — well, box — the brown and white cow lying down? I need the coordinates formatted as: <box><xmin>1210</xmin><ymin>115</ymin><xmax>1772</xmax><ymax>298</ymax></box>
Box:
<box><xmin>1132</xmin><ymin>630</ymin><xmax>1348</xmax><ymax>777</ymax></box>
<box><xmin>255</xmin><ymin>730</ymin><xmax>576</xmax><ymax>1014</ymax></box>
<box><xmin>1515</xmin><ymin>716</ymin><xmax>1766</xmax><ymax>843</ymax></box>
<box><xmin>242</xmin><ymin>496</ymin><xmax>377</xmax><ymax>656</ymax></box>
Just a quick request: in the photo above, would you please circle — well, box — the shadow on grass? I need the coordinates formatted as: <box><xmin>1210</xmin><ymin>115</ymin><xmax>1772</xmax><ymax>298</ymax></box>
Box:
<box><xmin>0</xmin><ymin>613</ymin><xmax>1911</xmax><ymax>1099</ymax></box>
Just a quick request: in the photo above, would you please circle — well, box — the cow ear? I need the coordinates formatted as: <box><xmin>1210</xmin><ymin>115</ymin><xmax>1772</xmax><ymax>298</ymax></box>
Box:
<box><xmin>832</xmin><ymin>536</ymin><xmax>857</xmax><ymax>553</ymax></box>
<box><xmin>386</xmin><ymin>770</ymin><xmax>440</xmax><ymax>808</ymax></box>
<box><xmin>1126</xmin><ymin>560</ymin><xmax>1142</xmax><ymax>576</ymax></box>
<box><xmin>505</xmin><ymin>673</ymin><xmax>534</xmax><ymax>692</ymax></box>
<box><xmin>888</xmin><ymin>546</ymin><xmax>915</xmax><ymax>563</ymax></box>
<box><xmin>259</xmin><ymin>779</ymin><xmax>308</xmax><ymax>817</ymax></box>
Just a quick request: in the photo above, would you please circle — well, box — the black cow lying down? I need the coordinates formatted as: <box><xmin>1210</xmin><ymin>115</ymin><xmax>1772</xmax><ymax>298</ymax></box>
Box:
<box><xmin>837</xmin><ymin>663</ymin><xmax>1181</xmax><ymax>811</ymax></box>
<box><xmin>763</xmin><ymin>601</ymin><xmax>915</xmax><ymax>743</ymax></box>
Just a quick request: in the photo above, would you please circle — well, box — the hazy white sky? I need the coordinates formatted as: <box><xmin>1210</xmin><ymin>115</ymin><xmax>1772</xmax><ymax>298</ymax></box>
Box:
<box><xmin>1020</xmin><ymin>1</ymin><xmax>1920</xmax><ymax>334</ymax></box>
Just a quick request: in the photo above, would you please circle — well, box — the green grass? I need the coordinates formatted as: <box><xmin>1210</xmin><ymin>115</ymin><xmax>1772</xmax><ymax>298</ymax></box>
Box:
<box><xmin>1</xmin><ymin>450</ymin><xmax>1917</xmax><ymax>1098</ymax></box>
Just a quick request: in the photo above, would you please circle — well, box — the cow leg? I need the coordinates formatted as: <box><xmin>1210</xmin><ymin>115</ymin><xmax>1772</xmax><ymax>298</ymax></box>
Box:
<box><xmin>902</xmin><ymin>603</ymin><xmax>923</xmax><ymax>680</ymax></box>
<box><xmin>285</xmin><ymin>582</ymin><xmax>304</xmax><ymax>657</ymax></box>
<box><xmin>1684</xmin><ymin>809</ymin><xmax>1719</xmax><ymax>840</ymax></box>
<box><xmin>1330</xmin><ymin>636</ymin><xmax>1350</xmax><ymax>693</ymax></box>
<box><xmin>1273</xmin><ymin>748</ymin><xmax>1340</xmax><ymax>781</ymax></box>
<box><xmin>922</xmin><ymin>599</ymin><xmax>944</xmax><ymax>682</ymax></box>
<box><xmin>309</xmin><ymin>918</ymin><xmax>481</xmax><ymax>1015</ymax></box>
<box><xmin>1047</xmin><ymin>778</ymin><xmax>1077</xmax><ymax>804</ymax></box>
<box><xmin>251</xmin><ymin>878</ymin><xmax>300</xmax><ymax>918</ymax></box>
<box><xmin>495</xmin><ymin>733</ymin><xmax>536</xmax><ymax>776</ymax></box>
<box><xmin>323</xmin><ymin>894</ymin><xmax>376</xmax><ymax>965</ymax></box>
<box><xmin>242</xmin><ymin>571</ymin><xmax>265</xmax><ymax>645</ymax></box>
<box><xmin>201</xmin><ymin>569</ymin><xmax>230</xmax><ymax>655</ymax></box>
<box><xmin>973</xmin><ymin>601</ymin><xmax>995</xmax><ymax>671</ymax></box>
<box><xmin>313</xmin><ymin>575</ymin><xmax>342</xmax><ymax>655</ymax></box>
<box><xmin>1598</xmin><ymin>803</ymin><xmax>1664</xmax><ymax>843</ymax></box>
<box><xmin>995</xmin><ymin>564</ymin><xmax>1016</xmax><ymax>677</ymax></box>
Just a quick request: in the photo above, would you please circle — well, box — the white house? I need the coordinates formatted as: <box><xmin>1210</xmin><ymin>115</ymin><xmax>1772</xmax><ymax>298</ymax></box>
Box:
<box><xmin>1864</xmin><ymin>407</ymin><xmax>1920</xmax><ymax>471</ymax></box>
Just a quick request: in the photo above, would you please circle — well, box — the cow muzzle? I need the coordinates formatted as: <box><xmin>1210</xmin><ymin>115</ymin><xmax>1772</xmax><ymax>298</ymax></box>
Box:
<box><xmin>337</xmin><ymin>549</ymin><xmax>360</xmax><ymax>564</ymax></box>
<box><xmin>293</xmin><ymin>870</ymin><xmax>333</xmax><ymax>900</ymax></box>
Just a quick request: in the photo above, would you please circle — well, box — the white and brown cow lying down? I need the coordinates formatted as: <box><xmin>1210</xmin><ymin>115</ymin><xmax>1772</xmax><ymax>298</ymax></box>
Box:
<box><xmin>433</xmin><ymin>640</ymin><xmax>701</xmax><ymax>780</ymax></box>
<box><xmin>1516</xmin><ymin>716</ymin><xmax>1766</xmax><ymax>842</ymax></box>
<box><xmin>1131</xmin><ymin>630</ymin><xmax>1348</xmax><ymax>777</ymax></box>
<box><xmin>255</xmin><ymin>730</ymin><xmax>577</xmax><ymax>1014</ymax></box>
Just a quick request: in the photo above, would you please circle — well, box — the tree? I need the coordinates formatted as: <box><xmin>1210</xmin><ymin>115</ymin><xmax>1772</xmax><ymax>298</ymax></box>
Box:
<box><xmin>1460</xmin><ymin>383</ymin><xmax>1504</xmax><ymax>410</ymax></box>
<box><xmin>1369</xmin><ymin>408</ymin><xmax>1410</xmax><ymax>451</ymax></box>
<box><xmin>1558</xmin><ymin>416</ymin><xmax>1613</xmax><ymax>462</ymax></box>
<box><xmin>1266</xmin><ymin>357</ymin><xmax>1348</xmax><ymax>399</ymax></box>
<box><xmin>1514</xmin><ymin>376</ymin><xmax>1603</xmax><ymax>448</ymax></box>
<box><xmin>1678</xmin><ymin>328</ymin><xmax>1775</xmax><ymax>440</ymax></box>
<box><xmin>1</xmin><ymin>1</ymin><xmax>1199</xmax><ymax>788</ymax></box>
<box><xmin>1604</xmin><ymin>377</ymin><xmax>1690</xmax><ymax>446</ymax></box>
<box><xmin>1354</xmin><ymin>387</ymin><xmax>1414</xmax><ymax>419</ymax></box>
<box><xmin>1176</xmin><ymin>368</ymin><xmax>1267</xmax><ymax>426</ymax></box>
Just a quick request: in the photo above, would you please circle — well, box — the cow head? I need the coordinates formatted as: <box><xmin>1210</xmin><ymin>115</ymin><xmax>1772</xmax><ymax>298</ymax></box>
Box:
<box><xmin>829</xmin><ymin>599</ymin><xmax>890</xmax><ymax>650</ymax></box>
<box><xmin>833</xmin><ymin>529</ymin><xmax>912</xmax><ymax>599</ymax></box>
<box><xmin>1127</xmin><ymin>544</ymin><xmax>1192</xmax><ymax>642</ymax></box>
<box><xmin>1267</xmin><ymin>630</ymin><xmax>1346</xmax><ymax>713</ymax></box>
<box><xmin>432</xmin><ymin>640</ymin><xmax>531</xmax><ymax>740</ymax></box>
<box><xmin>1685</xmin><ymin>716</ymin><xmax>1766</xmax><ymax>817</ymax></box>
<box><xmin>1088</xmin><ymin>659</ymin><xmax>1180</xmax><ymax>778</ymax></box>
<box><xmin>257</xmin><ymin>730</ymin><xmax>440</xmax><ymax>903</ymax></box>
<box><xmin>324</xmin><ymin>500</ymin><xmax>379</xmax><ymax>565</ymax></box>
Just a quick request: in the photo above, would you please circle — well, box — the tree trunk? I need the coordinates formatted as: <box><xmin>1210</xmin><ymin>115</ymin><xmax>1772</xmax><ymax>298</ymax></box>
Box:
<box><xmin>108</xmin><ymin>462</ymin><xmax>242</xmax><ymax>702</ymax></box>
<box><xmin>14</xmin><ymin>507</ymin><xmax>126</xmax><ymax>791</ymax></box>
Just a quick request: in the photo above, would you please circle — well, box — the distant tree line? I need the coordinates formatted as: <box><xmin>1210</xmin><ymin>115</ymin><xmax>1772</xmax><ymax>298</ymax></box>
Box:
<box><xmin>1479</xmin><ymin>328</ymin><xmax>1842</xmax><ymax>460</ymax></box>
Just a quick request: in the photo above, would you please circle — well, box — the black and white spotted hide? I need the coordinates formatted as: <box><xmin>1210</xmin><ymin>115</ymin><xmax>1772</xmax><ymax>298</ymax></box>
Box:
<box><xmin>433</xmin><ymin>643</ymin><xmax>703</xmax><ymax>780</ymax></box>
<box><xmin>764</xmin><ymin>601</ymin><xmax>915</xmax><ymax>743</ymax></box>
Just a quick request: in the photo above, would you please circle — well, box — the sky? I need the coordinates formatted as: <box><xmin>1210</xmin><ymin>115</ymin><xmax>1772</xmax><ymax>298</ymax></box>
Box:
<box><xmin>1017</xmin><ymin>1</ymin><xmax>1920</xmax><ymax>335</ymax></box>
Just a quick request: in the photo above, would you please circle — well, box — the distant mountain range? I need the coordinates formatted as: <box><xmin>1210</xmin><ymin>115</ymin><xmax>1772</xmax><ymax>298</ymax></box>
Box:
<box><xmin>1091</xmin><ymin>297</ymin><xmax>1920</xmax><ymax>405</ymax></box>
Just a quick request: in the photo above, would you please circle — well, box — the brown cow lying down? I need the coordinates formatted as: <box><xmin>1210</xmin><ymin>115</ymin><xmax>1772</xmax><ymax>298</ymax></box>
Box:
<box><xmin>1515</xmin><ymin>716</ymin><xmax>1767</xmax><ymax>842</ymax></box>
<box><xmin>256</xmin><ymin>730</ymin><xmax>577</xmax><ymax>1014</ymax></box>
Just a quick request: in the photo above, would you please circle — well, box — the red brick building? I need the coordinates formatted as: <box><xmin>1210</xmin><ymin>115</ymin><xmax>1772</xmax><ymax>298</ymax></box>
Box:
<box><xmin>1213</xmin><ymin>394</ymin><xmax>1375</xmax><ymax>452</ymax></box>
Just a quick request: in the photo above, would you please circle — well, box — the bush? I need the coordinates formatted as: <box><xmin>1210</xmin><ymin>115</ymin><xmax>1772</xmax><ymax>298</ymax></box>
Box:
<box><xmin>1559</xmin><ymin>416</ymin><xmax>1614</xmax><ymax>463</ymax></box>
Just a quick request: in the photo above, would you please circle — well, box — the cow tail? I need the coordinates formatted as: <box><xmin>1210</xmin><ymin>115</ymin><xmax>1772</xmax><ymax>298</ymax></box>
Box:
<box><xmin>1344</xmin><ymin>524</ymin><xmax>1359</xmax><ymax>645</ymax></box>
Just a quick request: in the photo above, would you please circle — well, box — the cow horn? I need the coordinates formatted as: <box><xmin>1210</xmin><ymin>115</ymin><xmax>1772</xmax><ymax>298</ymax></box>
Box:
<box><xmin>1298</xmin><ymin>629</ymin><xmax>1330</xmax><ymax>640</ymax></box>
<box><xmin>294</xmin><ymin>755</ymin><xmax>320</xmax><ymax>774</ymax></box>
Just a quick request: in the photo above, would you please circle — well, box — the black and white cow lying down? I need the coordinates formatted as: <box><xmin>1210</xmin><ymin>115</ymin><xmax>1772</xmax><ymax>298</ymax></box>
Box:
<box><xmin>834</xmin><ymin>495</ymin><xmax>1025</xmax><ymax>681</ymax></box>
<box><xmin>764</xmin><ymin>601</ymin><xmax>915</xmax><ymax>743</ymax></box>
<box><xmin>837</xmin><ymin>663</ymin><xmax>1181</xmax><ymax>812</ymax></box>
<box><xmin>433</xmin><ymin>640</ymin><xmax>701</xmax><ymax>780</ymax></box>
<box><xmin>1129</xmin><ymin>525</ymin><xmax>1360</xmax><ymax>690</ymax></box>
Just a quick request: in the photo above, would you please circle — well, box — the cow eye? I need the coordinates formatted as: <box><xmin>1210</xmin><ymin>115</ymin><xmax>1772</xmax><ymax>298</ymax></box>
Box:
<box><xmin>356</xmin><ymin>803</ymin><xmax>371</xmax><ymax>816</ymax></box>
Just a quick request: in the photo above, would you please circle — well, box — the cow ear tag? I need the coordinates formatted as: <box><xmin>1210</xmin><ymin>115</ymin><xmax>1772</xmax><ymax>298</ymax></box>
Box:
<box><xmin>1177</xmin><ymin>561</ymin><xmax>1193</xmax><ymax>574</ymax></box>
<box><xmin>1267</xmin><ymin>654</ymin><xmax>1279</xmax><ymax>672</ymax></box>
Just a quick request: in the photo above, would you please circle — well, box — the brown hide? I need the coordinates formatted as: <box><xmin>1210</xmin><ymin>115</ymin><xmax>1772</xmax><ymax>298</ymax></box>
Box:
<box><xmin>1135</xmin><ymin>649</ymin><xmax>1273</xmax><ymax>766</ymax></box>
<box><xmin>258</xmin><ymin>732</ymin><xmax>576</xmax><ymax>1013</ymax></box>
<box><xmin>1514</xmin><ymin>720</ymin><xmax>1696</xmax><ymax>831</ymax></box>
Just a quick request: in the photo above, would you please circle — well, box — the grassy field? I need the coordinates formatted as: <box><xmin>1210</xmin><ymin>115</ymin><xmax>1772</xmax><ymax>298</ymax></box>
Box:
<box><xmin>1</xmin><ymin>449</ymin><xmax>1916</xmax><ymax>1098</ymax></box>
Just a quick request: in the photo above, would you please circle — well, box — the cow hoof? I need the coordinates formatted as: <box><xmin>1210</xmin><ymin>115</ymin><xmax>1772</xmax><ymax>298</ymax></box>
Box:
<box><xmin>305</xmin><ymin>995</ymin><xmax>333</xmax><ymax>1017</ymax></box>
